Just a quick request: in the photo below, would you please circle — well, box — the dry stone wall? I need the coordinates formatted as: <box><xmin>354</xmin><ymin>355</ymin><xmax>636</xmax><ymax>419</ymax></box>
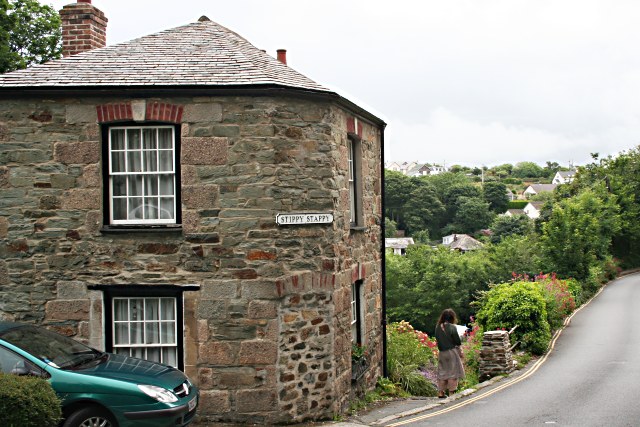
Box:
<box><xmin>0</xmin><ymin>94</ymin><xmax>382</xmax><ymax>423</ymax></box>
<box><xmin>479</xmin><ymin>330</ymin><xmax>514</xmax><ymax>380</ymax></box>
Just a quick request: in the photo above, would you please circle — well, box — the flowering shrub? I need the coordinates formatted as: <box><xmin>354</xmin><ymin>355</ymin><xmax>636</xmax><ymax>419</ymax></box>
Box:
<box><xmin>534</xmin><ymin>273</ymin><xmax>576</xmax><ymax>329</ymax></box>
<box><xmin>387</xmin><ymin>321</ymin><xmax>438</xmax><ymax>396</ymax></box>
<box><xmin>475</xmin><ymin>281</ymin><xmax>551</xmax><ymax>355</ymax></box>
<box><xmin>459</xmin><ymin>323</ymin><xmax>482</xmax><ymax>388</ymax></box>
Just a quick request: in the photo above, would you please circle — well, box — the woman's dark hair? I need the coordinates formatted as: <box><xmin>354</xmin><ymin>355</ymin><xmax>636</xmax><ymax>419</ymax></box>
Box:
<box><xmin>437</xmin><ymin>308</ymin><xmax>457</xmax><ymax>325</ymax></box>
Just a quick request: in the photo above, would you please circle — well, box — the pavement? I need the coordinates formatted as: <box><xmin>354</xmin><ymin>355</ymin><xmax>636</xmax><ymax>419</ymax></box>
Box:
<box><xmin>195</xmin><ymin>373</ymin><xmax>517</xmax><ymax>427</ymax></box>
<box><xmin>331</xmin><ymin>374</ymin><xmax>508</xmax><ymax>426</ymax></box>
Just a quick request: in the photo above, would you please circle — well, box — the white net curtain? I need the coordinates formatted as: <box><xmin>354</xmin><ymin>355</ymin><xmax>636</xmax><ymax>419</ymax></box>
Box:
<box><xmin>110</xmin><ymin>127</ymin><xmax>175</xmax><ymax>224</ymax></box>
<box><xmin>113</xmin><ymin>297</ymin><xmax>178</xmax><ymax>367</ymax></box>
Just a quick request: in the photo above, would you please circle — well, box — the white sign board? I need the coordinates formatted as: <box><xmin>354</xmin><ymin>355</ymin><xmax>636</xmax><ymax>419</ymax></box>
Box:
<box><xmin>276</xmin><ymin>213</ymin><xmax>334</xmax><ymax>226</ymax></box>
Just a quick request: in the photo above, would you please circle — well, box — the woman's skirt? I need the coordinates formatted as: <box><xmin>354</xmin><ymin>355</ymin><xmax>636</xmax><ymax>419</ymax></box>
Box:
<box><xmin>437</xmin><ymin>348</ymin><xmax>465</xmax><ymax>380</ymax></box>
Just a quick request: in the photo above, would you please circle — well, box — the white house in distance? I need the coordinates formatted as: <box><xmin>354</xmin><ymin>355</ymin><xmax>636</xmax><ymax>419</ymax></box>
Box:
<box><xmin>504</xmin><ymin>208</ymin><xmax>526</xmax><ymax>217</ymax></box>
<box><xmin>524</xmin><ymin>201</ymin><xmax>545</xmax><ymax>219</ymax></box>
<box><xmin>385</xmin><ymin>161</ymin><xmax>447</xmax><ymax>177</ymax></box>
<box><xmin>442</xmin><ymin>234</ymin><xmax>483</xmax><ymax>252</ymax></box>
<box><xmin>523</xmin><ymin>183</ymin><xmax>557</xmax><ymax>198</ymax></box>
<box><xmin>552</xmin><ymin>170</ymin><xmax>576</xmax><ymax>184</ymax></box>
<box><xmin>385</xmin><ymin>237</ymin><xmax>415</xmax><ymax>255</ymax></box>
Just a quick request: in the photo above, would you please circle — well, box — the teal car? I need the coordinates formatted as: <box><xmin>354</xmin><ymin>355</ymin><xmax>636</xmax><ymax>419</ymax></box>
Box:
<box><xmin>0</xmin><ymin>322</ymin><xmax>198</xmax><ymax>427</ymax></box>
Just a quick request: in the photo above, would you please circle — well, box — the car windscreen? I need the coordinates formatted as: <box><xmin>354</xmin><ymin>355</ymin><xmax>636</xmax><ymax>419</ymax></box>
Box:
<box><xmin>0</xmin><ymin>326</ymin><xmax>102</xmax><ymax>369</ymax></box>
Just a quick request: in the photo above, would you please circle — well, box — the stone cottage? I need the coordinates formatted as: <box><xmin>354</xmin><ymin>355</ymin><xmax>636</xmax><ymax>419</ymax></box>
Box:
<box><xmin>0</xmin><ymin>1</ymin><xmax>385</xmax><ymax>423</ymax></box>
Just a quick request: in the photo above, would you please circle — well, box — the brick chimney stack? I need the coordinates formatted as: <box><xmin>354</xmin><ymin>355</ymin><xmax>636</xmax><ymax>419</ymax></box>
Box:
<box><xmin>59</xmin><ymin>0</ymin><xmax>108</xmax><ymax>57</ymax></box>
<box><xmin>277</xmin><ymin>49</ymin><xmax>287</xmax><ymax>65</ymax></box>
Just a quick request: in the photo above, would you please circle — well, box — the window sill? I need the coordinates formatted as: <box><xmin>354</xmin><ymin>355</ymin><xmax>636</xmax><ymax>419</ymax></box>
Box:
<box><xmin>100</xmin><ymin>225</ymin><xmax>183</xmax><ymax>234</ymax></box>
<box><xmin>350</xmin><ymin>226</ymin><xmax>368</xmax><ymax>232</ymax></box>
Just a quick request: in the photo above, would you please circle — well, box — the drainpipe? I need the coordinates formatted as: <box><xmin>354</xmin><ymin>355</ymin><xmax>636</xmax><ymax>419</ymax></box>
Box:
<box><xmin>380</xmin><ymin>127</ymin><xmax>388</xmax><ymax>377</ymax></box>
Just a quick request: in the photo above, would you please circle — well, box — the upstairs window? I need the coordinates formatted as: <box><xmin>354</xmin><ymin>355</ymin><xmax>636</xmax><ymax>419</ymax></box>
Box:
<box><xmin>107</xmin><ymin>125</ymin><xmax>178</xmax><ymax>225</ymax></box>
<box><xmin>348</xmin><ymin>137</ymin><xmax>357</xmax><ymax>225</ymax></box>
<box><xmin>347</xmin><ymin>136</ymin><xmax>363</xmax><ymax>227</ymax></box>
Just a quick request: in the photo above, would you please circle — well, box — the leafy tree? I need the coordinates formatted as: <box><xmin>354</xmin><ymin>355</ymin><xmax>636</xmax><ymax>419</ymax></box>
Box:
<box><xmin>386</xmin><ymin>246</ymin><xmax>490</xmax><ymax>331</ymax></box>
<box><xmin>384</xmin><ymin>170</ymin><xmax>416</xmax><ymax>230</ymax></box>
<box><xmin>385</xmin><ymin>252</ymin><xmax>414</xmax><ymax>319</ymax></box>
<box><xmin>442</xmin><ymin>182</ymin><xmax>482</xmax><ymax>207</ymax></box>
<box><xmin>487</xmin><ymin>235</ymin><xmax>543</xmax><ymax>282</ymax></box>
<box><xmin>483</xmin><ymin>181</ymin><xmax>509</xmax><ymax>213</ymax></box>
<box><xmin>448</xmin><ymin>164</ymin><xmax>469</xmax><ymax>174</ymax></box>
<box><xmin>491</xmin><ymin>163</ymin><xmax>514</xmax><ymax>177</ymax></box>
<box><xmin>403</xmin><ymin>180</ymin><xmax>445</xmax><ymax>236</ymax></box>
<box><xmin>543</xmin><ymin>161</ymin><xmax>561</xmax><ymax>179</ymax></box>
<box><xmin>574</xmin><ymin>147</ymin><xmax>640</xmax><ymax>267</ymax></box>
<box><xmin>1</xmin><ymin>0</ymin><xmax>61</xmax><ymax>73</ymax></box>
<box><xmin>512</xmin><ymin>161</ymin><xmax>544</xmax><ymax>179</ymax></box>
<box><xmin>438</xmin><ymin>180</ymin><xmax>482</xmax><ymax>232</ymax></box>
<box><xmin>427</xmin><ymin>172</ymin><xmax>472</xmax><ymax>202</ymax></box>
<box><xmin>411</xmin><ymin>229</ymin><xmax>430</xmax><ymax>245</ymax></box>
<box><xmin>540</xmin><ymin>188</ymin><xmax>621</xmax><ymax>281</ymax></box>
<box><xmin>450</xmin><ymin>196</ymin><xmax>494</xmax><ymax>234</ymax></box>
<box><xmin>0</xmin><ymin>0</ymin><xmax>17</xmax><ymax>72</ymax></box>
<box><xmin>489</xmin><ymin>214</ymin><xmax>534</xmax><ymax>243</ymax></box>
<box><xmin>385</xmin><ymin>217</ymin><xmax>397</xmax><ymax>238</ymax></box>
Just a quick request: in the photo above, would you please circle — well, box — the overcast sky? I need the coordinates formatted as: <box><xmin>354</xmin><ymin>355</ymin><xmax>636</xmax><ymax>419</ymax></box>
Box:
<box><xmin>48</xmin><ymin>0</ymin><xmax>640</xmax><ymax>167</ymax></box>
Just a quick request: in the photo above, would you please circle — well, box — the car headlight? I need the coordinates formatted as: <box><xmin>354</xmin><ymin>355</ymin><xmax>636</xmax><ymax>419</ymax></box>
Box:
<box><xmin>137</xmin><ymin>384</ymin><xmax>178</xmax><ymax>403</ymax></box>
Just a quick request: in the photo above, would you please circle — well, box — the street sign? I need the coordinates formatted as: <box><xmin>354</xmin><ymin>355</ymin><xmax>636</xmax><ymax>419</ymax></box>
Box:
<box><xmin>276</xmin><ymin>213</ymin><xmax>334</xmax><ymax>226</ymax></box>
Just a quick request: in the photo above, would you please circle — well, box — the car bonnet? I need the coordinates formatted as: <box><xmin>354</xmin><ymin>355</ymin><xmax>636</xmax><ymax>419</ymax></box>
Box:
<box><xmin>71</xmin><ymin>352</ymin><xmax>188</xmax><ymax>388</ymax></box>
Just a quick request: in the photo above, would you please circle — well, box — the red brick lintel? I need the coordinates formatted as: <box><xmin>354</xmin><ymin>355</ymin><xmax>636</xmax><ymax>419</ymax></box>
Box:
<box><xmin>346</xmin><ymin>116</ymin><xmax>363</xmax><ymax>138</ymax></box>
<box><xmin>351</xmin><ymin>262</ymin><xmax>366</xmax><ymax>283</ymax></box>
<box><xmin>96</xmin><ymin>102</ymin><xmax>184</xmax><ymax>124</ymax></box>
<box><xmin>276</xmin><ymin>272</ymin><xmax>336</xmax><ymax>297</ymax></box>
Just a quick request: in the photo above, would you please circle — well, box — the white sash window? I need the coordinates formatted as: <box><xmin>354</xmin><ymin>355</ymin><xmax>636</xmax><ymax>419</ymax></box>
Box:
<box><xmin>112</xmin><ymin>297</ymin><xmax>178</xmax><ymax>367</ymax></box>
<box><xmin>109</xmin><ymin>126</ymin><xmax>176</xmax><ymax>225</ymax></box>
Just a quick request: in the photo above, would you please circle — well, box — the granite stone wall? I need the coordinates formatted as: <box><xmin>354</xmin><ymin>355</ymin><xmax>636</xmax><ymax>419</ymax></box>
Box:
<box><xmin>0</xmin><ymin>94</ymin><xmax>383</xmax><ymax>423</ymax></box>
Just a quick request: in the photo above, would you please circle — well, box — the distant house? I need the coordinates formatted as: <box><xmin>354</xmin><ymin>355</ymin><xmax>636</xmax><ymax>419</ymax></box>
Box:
<box><xmin>388</xmin><ymin>161</ymin><xmax>419</xmax><ymax>175</ymax></box>
<box><xmin>404</xmin><ymin>162</ymin><xmax>424</xmax><ymax>176</ymax></box>
<box><xmin>385</xmin><ymin>162</ymin><xmax>447</xmax><ymax>176</ymax></box>
<box><xmin>442</xmin><ymin>234</ymin><xmax>483</xmax><ymax>252</ymax></box>
<box><xmin>427</xmin><ymin>164</ymin><xmax>447</xmax><ymax>175</ymax></box>
<box><xmin>386</xmin><ymin>161</ymin><xmax>402</xmax><ymax>172</ymax></box>
<box><xmin>523</xmin><ymin>183</ymin><xmax>557</xmax><ymax>198</ymax></box>
<box><xmin>524</xmin><ymin>201</ymin><xmax>545</xmax><ymax>219</ymax></box>
<box><xmin>504</xmin><ymin>208</ymin><xmax>526</xmax><ymax>216</ymax></box>
<box><xmin>552</xmin><ymin>170</ymin><xmax>576</xmax><ymax>185</ymax></box>
<box><xmin>385</xmin><ymin>237</ymin><xmax>415</xmax><ymax>255</ymax></box>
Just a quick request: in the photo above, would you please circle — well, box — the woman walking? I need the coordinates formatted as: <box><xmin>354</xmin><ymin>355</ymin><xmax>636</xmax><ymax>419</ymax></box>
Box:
<box><xmin>434</xmin><ymin>308</ymin><xmax>465</xmax><ymax>398</ymax></box>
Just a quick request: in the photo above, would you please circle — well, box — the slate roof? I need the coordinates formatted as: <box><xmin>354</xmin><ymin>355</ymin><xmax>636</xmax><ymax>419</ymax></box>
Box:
<box><xmin>442</xmin><ymin>234</ymin><xmax>483</xmax><ymax>251</ymax></box>
<box><xmin>385</xmin><ymin>238</ymin><xmax>415</xmax><ymax>250</ymax></box>
<box><xmin>525</xmin><ymin>184</ymin><xmax>557</xmax><ymax>193</ymax></box>
<box><xmin>506</xmin><ymin>209</ymin><xmax>526</xmax><ymax>216</ymax></box>
<box><xmin>526</xmin><ymin>201</ymin><xmax>545</xmax><ymax>210</ymax></box>
<box><xmin>0</xmin><ymin>17</ymin><xmax>331</xmax><ymax>92</ymax></box>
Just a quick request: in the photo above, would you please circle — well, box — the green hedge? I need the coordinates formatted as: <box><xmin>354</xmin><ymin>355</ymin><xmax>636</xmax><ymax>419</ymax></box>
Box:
<box><xmin>508</xmin><ymin>200</ymin><xmax>528</xmax><ymax>209</ymax></box>
<box><xmin>0</xmin><ymin>374</ymin><xmax>61</xmax><ymax>427</ymax></box>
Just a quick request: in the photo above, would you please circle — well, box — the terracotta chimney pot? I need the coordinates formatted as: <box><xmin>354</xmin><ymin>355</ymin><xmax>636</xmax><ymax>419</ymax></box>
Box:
<box><xmin>277</xmin><ymin>49</ymin><xmax>287</xmax><ymax>65</ymax></box>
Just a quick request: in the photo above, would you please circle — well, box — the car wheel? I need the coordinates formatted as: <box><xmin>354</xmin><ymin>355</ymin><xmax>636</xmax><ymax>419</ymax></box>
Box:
<box><xmin>63</xmin><ymin>406</ymin><xmax>117</xmax><ymax>427</ymax></box>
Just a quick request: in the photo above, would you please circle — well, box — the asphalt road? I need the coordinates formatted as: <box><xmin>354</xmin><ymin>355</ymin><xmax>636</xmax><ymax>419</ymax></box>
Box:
<box><xmin>388</xmin><ymin>273</ymin><xmax>640</xmax><ymax>427</ymax></box>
